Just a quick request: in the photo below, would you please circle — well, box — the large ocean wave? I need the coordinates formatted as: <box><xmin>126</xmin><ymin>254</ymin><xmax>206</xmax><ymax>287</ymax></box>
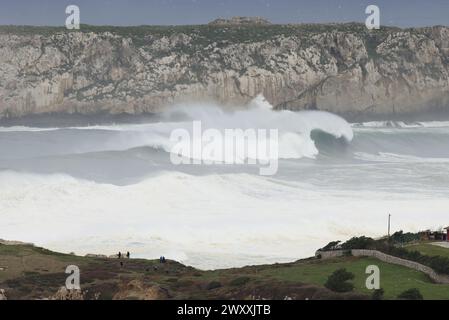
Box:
<box><xmin>0</xmin><ymin>95</ymin><xmax>354</xmax><ymax>161</ymax></box>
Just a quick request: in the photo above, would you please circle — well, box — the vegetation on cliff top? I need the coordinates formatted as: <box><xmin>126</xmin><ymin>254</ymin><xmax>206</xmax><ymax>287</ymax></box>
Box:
<box><xmin>0</xmin><ymin>23</ymin><xmax>399</xmax><ymax>46</ymax></box>
<box><xmin>1</xmin><ymin>243</ymin><xmax>449</xmax><ymax>300</ymax></box>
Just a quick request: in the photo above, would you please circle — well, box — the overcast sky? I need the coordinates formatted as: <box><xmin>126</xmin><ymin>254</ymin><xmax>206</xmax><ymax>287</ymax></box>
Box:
<box><xmin>0</xmin><ymin>0</ymin><xmax>447</xmax><ymax>27</ymax></box>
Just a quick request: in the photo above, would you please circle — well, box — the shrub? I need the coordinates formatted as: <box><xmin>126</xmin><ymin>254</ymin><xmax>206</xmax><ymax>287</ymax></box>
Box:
<box><xmin>390</xmin><ymin>231</ymin><xmax>419</xmax><ymax>244</ymax></box>
<box><xmin>320</xmin><ymin>241</ymin><xmax>341</xmax><ymax>251</ymax></box>
<box><xmin>428</xmin><ymin>256</ymin><xmax>449</xmax><ymax>275</ymax></box>
<box><xmin>397</xmin><ymin>288</ymin><xmax>423</xmax><ymax>300</ymax></box>
<box><xmin>229</xmin><ymin>276</ymin><xmax>251</xmax><ymax>286</ymax></box>
<box><xmin>343</xmin><ymin>250</ymin><xmax>353</xmax><ymax>257</ymax></box>
<box><xmin>341</xmin><ymin>236</ymin><xmax>376</xmax><ymax>250</ymax></box>
<box><xmin>324</xmin><ymin>268</ymin><xmax>355</xmax><ymax>293</ymax></box>
<box><xmin>206</xmin><ymin>281</ymin><xmax>222</xmax><ymax>290</ymax></box>
<box><xmin>371</xmin><ymin>288</ymin><xmax>384</xmax><ymax>300</ymax></box>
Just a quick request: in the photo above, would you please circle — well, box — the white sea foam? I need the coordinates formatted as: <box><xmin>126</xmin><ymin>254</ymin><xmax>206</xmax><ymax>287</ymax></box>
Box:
<box><xmin>354</xmin><ymin>152</ymin><xmax>449</xmax><ymax>163</ymax></box>
<box><xmin>0</xmin><ymin>126</ymin><xmax>60</xmax><ymax>132</ymax></box>
<box><xmin>0</xmin><ymin>170</ymin><xmax>448</xmax><ymax>269</ymax></box>
<box><xmin>352</xmin><ymin>120</ymin><xmax>449</xmax><ymax>129</ymax></box>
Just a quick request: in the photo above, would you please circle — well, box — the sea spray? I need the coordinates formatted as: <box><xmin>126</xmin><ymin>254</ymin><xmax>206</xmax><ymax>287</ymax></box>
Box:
<box><xmin>169</xmin><ymin>120</ymin><xmax>279</xmax><ymax>175</ymax></box>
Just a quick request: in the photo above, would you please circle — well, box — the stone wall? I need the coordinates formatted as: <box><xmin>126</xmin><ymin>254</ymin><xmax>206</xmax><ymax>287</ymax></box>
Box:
<box><xmin>315</xmin><ymin>250</ymin><xmax>345</xmax><ymax>259</ymax></box>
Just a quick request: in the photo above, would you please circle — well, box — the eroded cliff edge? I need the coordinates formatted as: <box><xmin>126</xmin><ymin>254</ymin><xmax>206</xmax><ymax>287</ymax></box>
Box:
<box><xmin>1</xmin><ymin>23</ymin><xmax>448</xmax><ymax>120</ymax></box>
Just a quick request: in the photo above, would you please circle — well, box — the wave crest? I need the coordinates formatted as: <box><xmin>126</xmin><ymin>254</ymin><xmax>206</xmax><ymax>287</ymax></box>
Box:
<box><xmin>0</xmin><ymin>95</ymin><xmax>354</xmax><ymax>161</ymax></box>
<box><xmin>152</xmin><ymin>94</ymin><xmax>353</xmax><ymax>160</ymax></box>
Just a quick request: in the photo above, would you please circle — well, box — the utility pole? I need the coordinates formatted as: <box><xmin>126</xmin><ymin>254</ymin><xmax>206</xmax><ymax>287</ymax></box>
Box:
<box><xmin>388</xmin><ymin>214</ymin><xmax>391</xmax><ymax>239</ymax></box>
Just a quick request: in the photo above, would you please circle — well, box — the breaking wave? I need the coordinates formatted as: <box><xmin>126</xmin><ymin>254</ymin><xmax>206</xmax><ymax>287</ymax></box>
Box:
<box><xmin>0</xmin><ymin>95</ymin><xmax>354</xmax><ymax>161</ymax></box>
<box><xmin>352</xmin><ymin>120</ymin><xmax>449</xmax><ymax>129</ymax></box>
<box><xmin>152</xmin><ymin>95</ymin><xmax>353</xmax><ymax>161</ymax></box>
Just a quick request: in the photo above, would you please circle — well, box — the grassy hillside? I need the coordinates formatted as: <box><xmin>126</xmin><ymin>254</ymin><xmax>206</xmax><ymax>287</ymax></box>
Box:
<box><xmin>257</xmin><ymin>256</ymin><xmax>449</xmax><ymax>300</ymax></box>
<box><xmin>405</xmin><ymin>243</ymin><xmax>449</xmax><ymax>259</ymax></box>
<box><xmin>1</xmin><ymin>243</ymin><xmax>448</xmax><ymax>300</ymax></box>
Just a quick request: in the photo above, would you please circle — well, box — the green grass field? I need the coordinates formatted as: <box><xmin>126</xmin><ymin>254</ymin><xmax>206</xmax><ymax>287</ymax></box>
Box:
<box><xmin>405</xmin><ymin>243</ymin><xmax>449</xmax><ymax>259</ymax></box>
<box><xmin>258</xmin><ymin>256</ymin><xmax>449</xmax><ymax>300</ymax></box>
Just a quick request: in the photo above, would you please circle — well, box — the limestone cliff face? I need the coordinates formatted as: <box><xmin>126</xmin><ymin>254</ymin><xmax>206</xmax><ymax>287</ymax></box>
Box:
<box><xmin>0</xmin><ymin>24</ymin><xmax>448</xmax><ymax>119</ymax></box>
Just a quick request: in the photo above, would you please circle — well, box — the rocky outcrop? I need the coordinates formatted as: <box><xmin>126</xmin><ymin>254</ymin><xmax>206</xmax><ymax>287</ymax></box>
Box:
<box><xmin>50</xmin><ymin>287</ymin><xmax>85</xmax><ymax>300</ymax></box>
<box><xmin>0</xmin><ymin>23</ymin><xmax>448</xmax><ymax>119</ymax></box>
<box><xmin>113</xmin><ymin>280</ymin><xmax>171</xmax><ymax>300</ymax></box>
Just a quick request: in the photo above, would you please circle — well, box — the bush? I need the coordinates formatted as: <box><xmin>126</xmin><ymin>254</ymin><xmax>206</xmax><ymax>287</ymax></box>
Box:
<box><xmin>320</xmin><ymin>241</ymin><xmax>341</xmax><ymax>251</ymax></box>
<box><xmin>324</xmin><ymin>268</ymin><xmax>355</xmax><ymax>293</ymax></box>
<box><xmin>206</xmin><ymin>281</ymin><xmax>222</xmax><ymax>290</ymax></box>
<box><xmin>229</xmin><ymin>276</ymin><xmax>251</xmax><ymax>287</ymax></box>
<box><xmin>428</xmin><ymin>256</ymin><xmax>449</xmax><ymax>275</ymax></box>
<box><xmin>343</xmin><ymin>250</ymin><xmax>353</xmax><ymax>257</ymax></box>
<box><xmin>371</xmin><ymin>288</ymin><xmax>384</xmax><ymax>300</ymax></box>
<box><xmin>341</xmin><ymin>236</ymin><xmax>376</xmax><ymax>250</ymax></box>
<box><xmin>390</xmin><ymin>231</ymin><xmax>419</xmax><ymax>244</ymax></box>
<box><xmin>397</xmin><ymin>288</ymin><xmax>423</xmax><ymax>300</ymax></box>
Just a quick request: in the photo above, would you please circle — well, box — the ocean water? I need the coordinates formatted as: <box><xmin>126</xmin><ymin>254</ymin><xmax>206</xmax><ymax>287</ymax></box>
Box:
<box><xmin>1</xmin><ymin>97</ymin><xmax>449</xmax><ymax>270</ymax></box>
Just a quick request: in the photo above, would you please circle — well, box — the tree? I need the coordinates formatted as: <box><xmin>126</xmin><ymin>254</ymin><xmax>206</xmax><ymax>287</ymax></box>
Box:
<box><xmin>341</xmin><ymin>236</ymin><xmax>375</xmax><ymax>250</ymax></box>
<box><xmin>397</xmin><ymin>288</ymin><xmax>423</xmax><ymax>300</ymax></box>
<box><xmin>390</xmin><ymin>231</ymin><xmax>419</xmax><ymax>245</ymax></box>
<box><xmin>324</xmin><ymin>268</ymin><xmax>355</xmax><ymax>293</ymax></box>
<box><xmin>320</xmin><ymin>241</ymin><xmax>341</xmax><ymax>251</ymax></box>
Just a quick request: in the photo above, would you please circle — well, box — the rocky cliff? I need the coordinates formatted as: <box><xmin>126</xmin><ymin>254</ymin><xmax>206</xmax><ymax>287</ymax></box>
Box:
<box><xmin>0</xmin><ymin>23</ymin><xmax>448</xmax><ymax>120</ymax></box>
